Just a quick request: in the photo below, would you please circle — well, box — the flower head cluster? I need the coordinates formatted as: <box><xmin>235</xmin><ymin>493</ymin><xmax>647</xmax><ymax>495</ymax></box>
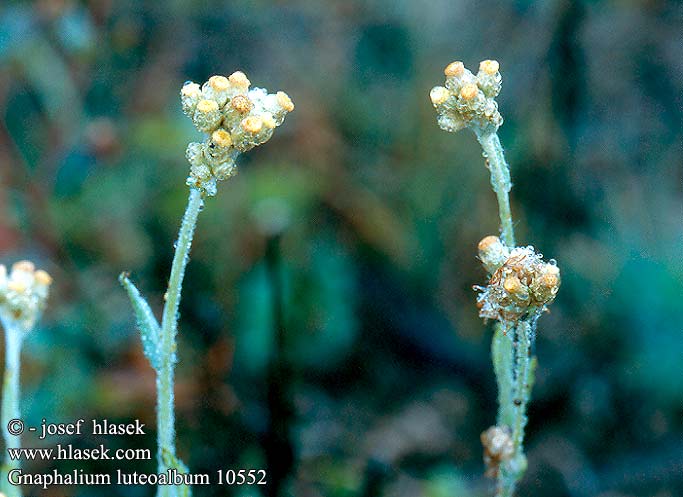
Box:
<box><xmin>181</xmin><ymin>72</ymin><xmax>295</xmax><ymax>196</ymax></box>
<box><xmin>0</xmin><ymin>261</ymin><xmax>52</xmax><ymax>332</ymax></box>
<box><xmin>430</xmin><ymin>59</ymin><xmax>503</xmax><ymax>134</ymax></box>
<box><xmin>481</xmin><ymin>425</ymin><xmax>514</xmax><ymax>478</ymax></box>
<box><xmin>476</xmin><ymin>236</ymin><xmax>560</xmax><ymax>323</ymax></box>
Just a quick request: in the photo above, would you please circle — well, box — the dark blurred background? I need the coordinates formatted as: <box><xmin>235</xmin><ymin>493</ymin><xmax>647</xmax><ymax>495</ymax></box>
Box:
<box><xmin>0</xmin><ymin>1</ymin><xmax>682</xmax><ymax>496</ymax></box>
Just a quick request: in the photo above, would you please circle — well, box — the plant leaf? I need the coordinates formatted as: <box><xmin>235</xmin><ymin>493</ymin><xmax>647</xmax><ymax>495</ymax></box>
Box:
<box><xmin>492</xmin><ymin>322</ymin><xmax>514</xmax><ymax>427</ymax></box>
<box><xmin>119</xmin><ymin>272</ymin><xmax>161</xmax><ymax>371</ymax></box>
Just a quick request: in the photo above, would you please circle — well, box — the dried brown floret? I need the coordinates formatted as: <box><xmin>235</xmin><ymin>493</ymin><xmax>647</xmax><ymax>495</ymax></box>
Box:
<box><xmin>481</xmin><ymin>425</ymin><xmax>514</xmax><ymax>478</ymax></box>
<box><xmin>231</xmin><ymin>95</ymin><xmax>253</xmax><ymax>114</ymax></box>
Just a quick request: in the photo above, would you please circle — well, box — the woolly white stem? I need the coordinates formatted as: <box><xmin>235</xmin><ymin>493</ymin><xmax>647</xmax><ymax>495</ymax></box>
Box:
<box><xmin>1</xmin><ymin>322</ymin><xmax>24</xmax><ymax>497</ymax></box>
<box><xmin>476</xmin><ymin>131</ymin><xmax>515</xmax><ymax>248</ymax></box>
<box><xmin>156</xmin><ymin>187</ymin><xmax>203</xmax><ymax>497</ymax></box>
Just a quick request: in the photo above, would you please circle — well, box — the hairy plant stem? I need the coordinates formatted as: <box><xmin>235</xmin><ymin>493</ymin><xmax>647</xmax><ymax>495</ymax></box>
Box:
<box><xmin>157</xmin><ymin>187</ymin><xmax>203</xmax><ymax>497</ymax></box>
<box><xmin>476</xmin><ymin>131</ymin><xmax>515</xmax><ymax>248</ymax></box>
<box><xmin>475</xmin><ymin>130</ymin><xmax>535</xmax><ymax>497</ymax></box>
<box><xmin>510</xmin><ymin>321</ymin><xmax>533</xmax><ymax>451</ymax></box>
<box><xmin>491</xmin><ymin>323</ymin><xmax>514</xmax><ymax>427</ymax></box>
<box><xmin>1</xmin><ymin>322</ymin><xmax>23</xmax><ymax>497</ymax></box>
<box><xmin>495</xmin><ymin>320</ymin><xmax>535</xmax><ymax>497</ymax></box>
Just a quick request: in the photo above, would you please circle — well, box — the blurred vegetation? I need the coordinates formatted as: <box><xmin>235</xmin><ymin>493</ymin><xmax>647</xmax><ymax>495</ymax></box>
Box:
<box><xmin>0</xmin><ymin>1</ymin><xmax>682</xmax><ymax>496</ymax></box>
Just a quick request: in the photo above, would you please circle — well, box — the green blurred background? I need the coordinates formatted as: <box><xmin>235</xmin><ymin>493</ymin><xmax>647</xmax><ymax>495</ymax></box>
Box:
<box><xmin>0</xmin><ymin>1</ymin><xmax>681</xmax><ymax>496</ymax></box>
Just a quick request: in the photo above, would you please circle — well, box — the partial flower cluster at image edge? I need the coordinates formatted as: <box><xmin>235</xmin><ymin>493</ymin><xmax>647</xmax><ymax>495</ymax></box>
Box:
<box><xmin>0</xmin><ymin>261</ymin><xmax>52</xmax><ymax>332</ymax></box>
<box><xmin>181</xmin><ymin>71</ymin><xmax>294</xmax><ymax>196</ymax></box>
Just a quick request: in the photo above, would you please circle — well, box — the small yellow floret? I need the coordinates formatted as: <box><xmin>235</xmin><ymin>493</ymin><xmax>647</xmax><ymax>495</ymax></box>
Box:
<box><xmin>34</xmin><ymin>270</ymin><xmax>53</xmax><ymax>286</ymax></box>
<box><xmin>430</xmin><ymin>86</ymin><xmax>449</xmax><ymax>105</ymax></box>
<box><xmin>444</xmin><ymin>61</ymin><xmax>465</xmax><ymax>77</ymax></box>
<box><xmin>503</xmin><ymin>275</ymin><xmax>523</xmax><ymax>295</ymax></box>
<box><xmin>196</xmin><ymin>99</ymin><xmax>219</xmax><ymax>113</ymax></box>
<box><xmin>211</xmin><ymin>129</ymin><xmax>233</xmax><ymax>148</ymax></box>
<box><xmin>7</xmin><ymin>281</ymin><xmax>27</xmax><ymax>293</ymax></box>
<box><xmin>241</xmin><ymin>116</ymin><xmax>263</xmax><ymax>133</ymax></box>
<box><xmin>479</xmin><ymin>59</ymin><xmax>500</xmax><ymax>75</ymax></box>
<box><xmin>459</xmin><ymin>84</ymin><xmax>479</xmax><ymax>100</ymax></box>
<box><xmin>478</xmin><ymin>235</ymin><xmax>500</xmax><ymax>252</ymax></box>
<box><xmin>12</xmin><ymin>261</ymin><xmax>35</xmax><ymax>273</ymax></box>
<box><xmin>539</xmin><ymin>273</ymin><xmax>559</xmax><ymax>289</ymax></box>
<box><xmin>228</xmin><ymin>71</ymin><xmax>251</xmax><ymax>89</ymax></box>
<box><xmin>181</xmin><ymin>83</ymin><xmax>201</xmax><ymax>97</ymax></box>
<box><xmin>208</xmin><ymin>75</ymin><xmax>230</xmax><ymax>92</ymax></box>
<box><xmin>538</xmin><ymin>266</ymin><xmax>560</xmax><ymax>289</ymax></box>
<box><xmin>276</xmin><ymin>91</ymin><xmax>294</xmax><ymax>112</ymax></box>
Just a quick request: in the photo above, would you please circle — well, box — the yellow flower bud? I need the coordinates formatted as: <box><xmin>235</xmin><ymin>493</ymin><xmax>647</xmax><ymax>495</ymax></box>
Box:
<box><xmin>241</xmin><ymin>116</ymin><xmax>263</xmax><ymax>134</ymax></box>
<box><xmin>193</xmin><ymin>100</ymin><xmax>222</xmax><ymax>132</ymax></box>
<box><xmin>34</xmin><ymin>270</ymin><xmax>53</xmax><ymax>287</ymax></box>
<box><xmin>205</xmin><ymin>129</ymin><xmax>234</xmax><ymax>165</ymax></box>
<box><xmin>430</xmin><ymin>86</ymin><xmax>450</xmax><ymax>106</ymax></box>
<box><xmin>211</xmin><ymin>129</ymin><xmax>232</xmax><ymax>148</ymax></box>
<box><xmin>276</xmin><ymin>91</ymin><xmax>294</xmax><ymax>112</ymax></box>
<box><xmin>444</xmin><ymin>61</ymin><xmax>465</xmax><ymax>77</ymax></box>
<box><xmin>478</xmin><ymin>235</ymin><xmax>500</xmax><ymax>253</ymax></box>
<box><xmin>540</xmin><ymin>272</ymin><xmax>559</xmax><ymax>290</ymax></box>
<box><xmin>541</xmin><ymin>264</ymin><xmax>560</xmax><ymax>280</ymax></box>
<box><xmin>530</xmin><ymin>264</ymin><xmax>561</xmax><ymax>303</ymax></box>
<box><xmin>7</xmin><ymin>281</ymin><xmax>27</xmax><ymax>293</ymax></box>
<box><xmin>228</xmin><ymin>71</ymin><xmax>250</xmax><ymax>89</ymax></box>
<box><xmin>479</xmin><ymin>59</ymin><xmax>500</xmax><ymax>75</ymax></box>
<box><xmin>181</xmin><ymin>82</ymin><xmax>201</xmax><ymax>98</ymax></box>
<box><xmin>208</xmin><ymin>75</ymin><xmax>230</xmax><ymax>92</ymax></box>
<box><xmin>12</xmin><ymin>261</ymin><xmax>35</xmax><ymax>273</ymax></box>
<box><xmin>181</xmin><ymin>82</ymin><xmax>203</xmax><ymax>116</ymax></box>
<box><xmin>196</xmin><ymin>99</ymin><xmax>219</xmax><ymax>113</ymax></box>
<box><xmin>503</xmin><ymin>274</ymin><xmax>522</xmax><ymax>294</ymax></box>
<box><xmin>459</xmin><ymin>83</ymin><xmax>479</xmax><ymax>100</ymax></box>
